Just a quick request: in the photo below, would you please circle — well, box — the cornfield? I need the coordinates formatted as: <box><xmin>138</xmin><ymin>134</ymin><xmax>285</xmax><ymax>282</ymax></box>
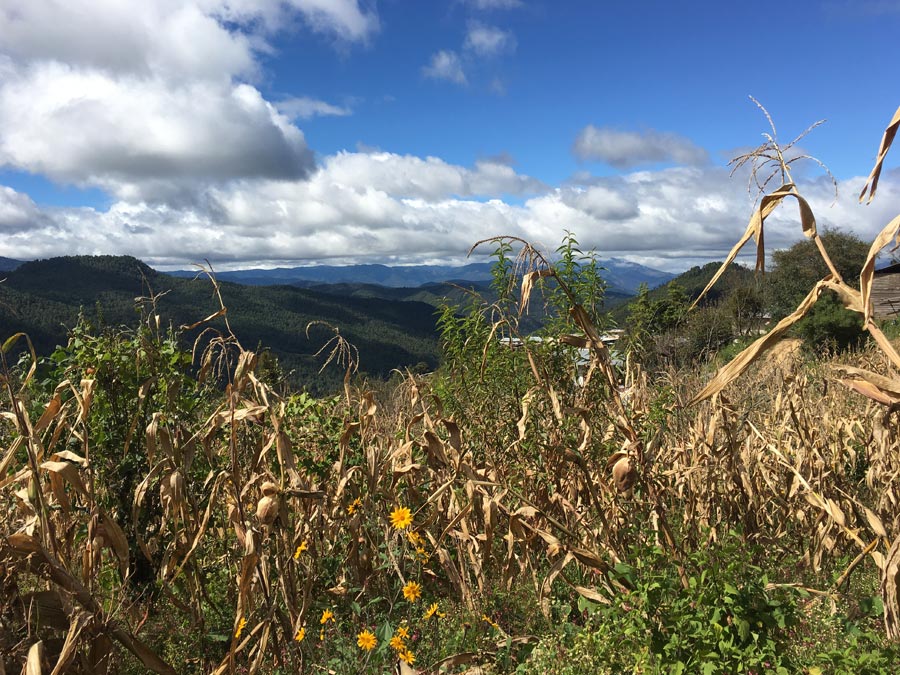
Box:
<box><xmin>2</xmin><ymin>102</ymin><xmax>900</xmax><ymax>673</ymax></box>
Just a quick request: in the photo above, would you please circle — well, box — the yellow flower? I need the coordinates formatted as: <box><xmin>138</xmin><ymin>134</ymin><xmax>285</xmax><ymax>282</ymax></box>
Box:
<box><xmin>319</xmin><ymin>628</ymin><xmax>324</xmax><ymax>641</ymax></box>
<box><xmin>389</xmin><ymin>635</ymin><xmax>405</xmax><ymax>651</ymax></box>
<box><xmin>424</xmin><ymin>602</ymin><xmax>444</xmax><ymax>620</ymax></box>
<box><xmin>347</xmin><ymin>497</ymin><xmax>362</xmax><ymax>515</ymax></box>
<box><xmin>396</xmin><ymin>625</ymin><xmax>410</xmax><ymax>639</ymax></box>
<box><xmin>482</xmin><ymin>614</ymin><xmax>500</xmax><ymax>630</ymax></box>
<box><xmin>407</xmin><ymin>530</ymin><xmax>424</xmax><ymax>546</ymax></box>
<box><xmin>415</xmin><ymin>546</ymin><xmax>429</xmax><ymax>562</ymax></box>
<box><xmin>399</xmin><ymin>649</ymin><xmax>416</xmax><ymax>665</ymax></box>
<box><xmin>402</xmin><ymin>580</ymin><xmax>422</xmax><ymax>602</ymax></box>
<box><xmin>294</xmin><ymin>626</ymin><xmax>305</xmax><ymax>642</ymax></box>
<box><xmin>357</xmin><ymin>629</ymin><xmax>377</xmax><ymax>651</ymax></box>
<box><xmin>390</xmin><ymin>506</ymin><xmax>413</xmax><ymax>530</ymax></box>
<box><xmin>234</xmin><ymin>616</ymin><xmax>247</xmax><ymax>639</ymax></box>
<box><xmin>320</xmin><ymin>609</ymin><xmax>335</xmax><ymax>624</ymax></box>
<box><xmin>293</xmin><ymin>540</ymin><xmax>308</xmax><ymax>560</ymax></box>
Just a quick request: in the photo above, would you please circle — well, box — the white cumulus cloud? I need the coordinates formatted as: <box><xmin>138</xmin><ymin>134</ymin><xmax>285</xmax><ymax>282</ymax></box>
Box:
<box><xmin>0</xmin><ymin>64</ymin><xmax>314</xmax><ymax>196</ymax></box>
<box><xmin>0</xmin><ymin>0</ymin><xmax>379</xmax><ymax>201</ymax></box>
<box><xmin>464</xmin><ymin>22</ymin><xmax>516</xmax><ymax>56</ymax></box>
<box><xmin>573</xmin><ymin>126</ymin><xmax>710</xmax><ymax>169</ymax></box>
<box><xmin>422</xmin><ymin>50</ymin><xmax>468</xmax><ymax>85</ymax></box>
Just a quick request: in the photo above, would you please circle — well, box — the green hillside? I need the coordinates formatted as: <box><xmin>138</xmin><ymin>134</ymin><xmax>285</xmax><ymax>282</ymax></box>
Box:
<box><xmin>0</xmin><ymin>256</ymin><xmax>441</xmax><ymax>392</ymax></box>
<box><xmin>0</xmin><ymin>255</ymin><xmax>635</xmax><ymax>393</ymax></box>
<box><xmin>610</xmin><ymin>261</ymin><xmax>757</xmax><ymax>323</ymax></box>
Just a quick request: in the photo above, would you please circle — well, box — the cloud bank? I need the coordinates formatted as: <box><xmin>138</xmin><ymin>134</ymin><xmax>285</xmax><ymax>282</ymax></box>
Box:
<box><xmin>0</xmin><ymin>1</ymin><xmax>894</xmax><ymax>275</ymax></box>
<box><xmin>2</xmin><ymin>151</ymin><xmax>896</xmax><ymax>273</ymax></box>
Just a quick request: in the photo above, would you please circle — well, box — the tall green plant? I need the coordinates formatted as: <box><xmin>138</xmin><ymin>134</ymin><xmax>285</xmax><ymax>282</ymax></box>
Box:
<box><xmin>544</xmin><ymin>231</ymin><xmax>608</xmax><ymax>335</ymax></box>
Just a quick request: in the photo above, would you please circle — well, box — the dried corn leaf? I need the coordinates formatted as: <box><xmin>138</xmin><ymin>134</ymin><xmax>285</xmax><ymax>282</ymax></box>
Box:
<box><xmin>837</xmin><ymin>378</ymin><xmax>900</xmax><ymax>406</ymax></box>
<box><xmin>831</xmin><ymin>365</ymin><xmax>900</xmax><ymax>405</ymax></box>
<box><xmin>692</xmin><ymin>184</ymin><xmax>808</xmax><ymax>309</ymax></box>
<box><xmin>180</xmin><ymin>306</ymin><xmax>227</xmax><ymax>331</ymax></box>
<box><xmin>33</xmin><ymin>394</ymin><xmax>61</xmax><ymax>435</ymax></box>
<box><xmin>573</xmin><ymin>585</ymin><xmax>610</xmax><ymax>605</ymax></box>
<box><xmin>860</xmin><ymin>104</ymin><xmax>900</xmax><ymax>204</ymax></box>
<box><xmin>822</xmin><ymin>278</ymin><xmax>864</xmax><ymax>313</ymax></box>
<box><xmin>690</xmin><ymin>281</ymin><xmax>825</xmax><ymax>404</ymax></box>
<box><xmin>570</xmin><ymin>547</ymin><xmax>609</xmax><ymax>572</ymax></box>
<box><xmin>825</xmin><ymin>499</ymin><xmax>846</xmax><ymax>527</ymax></box>
<box><xmin>864</xmin><ymin>507</ymin><xmax>888</xmax><ymax>539</ymax></box>
<box><xmin>860</xmin><ymin>214</ymin><xmax>900</xmax><ymax>321</ymax></box>
<box><xmin>26</xmin><ymin>641</ymin><xmax>44</xmax><ymax>675</ymax></box>
<box><xmin>864</xmin><ymin>321</ymin><xmax>900</xmax><ymax>371</ymax></box>
<box><xmin>520</xmin><ymin>268</ymin><xmax>553</xmax><ymax>315</ymax></box>
<box><xmin>40</xmin><ymin>460</ymin><xmax>88</xmax><ymax>497</ymax></box>
<box><xmin>883</xmin><ymin>533</ymin><xmax>900</xmax><ymax>638</ymax></box>
<box><xmin>100</xmin><ymin>511</ymin><xmax>130</xmax><ymax>577</ymax></box>
<box><xmin>50</xmin><ymin>611</ymin><xmax>91</xmax><ymax>675</ymax></box>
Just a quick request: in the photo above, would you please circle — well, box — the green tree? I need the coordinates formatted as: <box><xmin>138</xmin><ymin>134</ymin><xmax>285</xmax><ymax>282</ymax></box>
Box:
<box><xmin>767</xmin><ymin>230</ymin><xmax>868</xmax><ymax>318</ymax></box>
<box><xmin>624</xmin><ymin>282</ymin><xmax>690</xmax><ymax>364</ymax></box>
<box><xmin>767</xmin><ymin>229</ymin><xmax>868</xmax><ymax>351</ymax></box>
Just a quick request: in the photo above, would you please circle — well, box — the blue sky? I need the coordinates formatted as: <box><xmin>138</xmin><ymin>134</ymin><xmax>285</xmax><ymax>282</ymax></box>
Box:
<box><xmin>0</xmin><ymin>0</ymin><xmax>898</xmax><ymax>271</ymax></box>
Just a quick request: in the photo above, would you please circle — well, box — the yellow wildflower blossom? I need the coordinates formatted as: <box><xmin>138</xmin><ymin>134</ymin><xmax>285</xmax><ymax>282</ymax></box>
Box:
<box><xmin>320</xmin><ymin>609</ymin><xmax>335</xmax><ymax>624</ymax></box>
<box><xmin>482</xmin><ymin>613</ymin><xmax>500</xmax><ymax>630</ymax></box>
<box><xmin>347</xmin><ymin>497</ymin><xmax>362</xmax><ymax>515</ymax></box>
<box><xmin>407</xmin><ymin>530</ymin><xmax>424</xmax><ymax>546</ymax></box>
<box><xmin>399</xmin><ymin>649</ymin><xmax>416</xmax><ymax>665</ymax></box>
<box><xmin>424</xmin><ymin>602</ymin><xmax>444</xmax><ymax>620</ymax></box>
<box><xmin>357</xmin><ymin>630</ymin><xmax>377</xmax><ymax>651</ymax></box>
<box><xmin>294</xmin><ymin>626</ymin><xmax>305</xmax><ymax>642</ymax></box>
<box><xmin>402</xmin><ymin>580</ymin><xmax>422</xmax><ymax>602</ymax></box>
<box><xmin>234</xmin><ymin>616</ymin><xmax>247</xmax><ymax>639</ymax></box>
<box><xmin>389</xmin><ymin>635</ymin><xmax>405</xmax><ymax>651</ymax></box>
<box><xmin>396</xmin><ymin>625</ymin><xmax>410</xmax><ymax>639</ymax></box>
<box><xmin>390</xmin><ymin>506</ymin><xmax>413</xmax><ymax>530</ymax></box>
<box><xmin>293</xmin><ymin>540</ymin><xmax>308</xmax><ymax>560</ymax></box>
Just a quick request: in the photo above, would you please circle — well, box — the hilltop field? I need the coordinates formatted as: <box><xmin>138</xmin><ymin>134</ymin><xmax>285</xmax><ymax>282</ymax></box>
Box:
<box><xmin>4</xmin><ymin>111</ymin><xmax>900</xmax><ymax>674</ymax></box>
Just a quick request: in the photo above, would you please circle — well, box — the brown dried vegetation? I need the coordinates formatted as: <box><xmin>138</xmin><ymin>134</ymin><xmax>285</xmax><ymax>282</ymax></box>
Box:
<box><xmin>2</xmin><ymin>103</ymin><xmax>900</xmax><ymax>672</ymax></box>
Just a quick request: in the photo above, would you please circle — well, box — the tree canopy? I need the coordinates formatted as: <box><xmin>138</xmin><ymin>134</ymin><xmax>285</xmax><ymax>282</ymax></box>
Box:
<box><xmin>767</xmin><ymin>229</ymin><xmax>869</xmax><ymax>319</ymax></box>
<box><xmin>767</xmin><ymin>229</ymin><xmax>869</xmax><ymax>350</ymax></box>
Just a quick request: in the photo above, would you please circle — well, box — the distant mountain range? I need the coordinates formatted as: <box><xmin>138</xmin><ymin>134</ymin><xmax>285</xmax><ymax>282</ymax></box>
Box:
<box><xmin>168</xmin><ymin>258</ymin><xmax>675</xmax><ymax>295</ymax></box>
<box><xmin>0</xmin><ymin>254</ymin><xmax>679</xmax><ymax>393</ymax></box>
<box><xmin>0</xmin><ymin>257</ymin><xmax>24</xmax><ymax>272</ymax></box>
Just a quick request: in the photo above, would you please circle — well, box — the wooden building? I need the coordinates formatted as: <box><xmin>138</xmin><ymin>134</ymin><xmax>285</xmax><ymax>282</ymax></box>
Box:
<box><xmin>871</xmin><ymin>262</ymin><xmax>900</xmax><ymax>318</ymax></box>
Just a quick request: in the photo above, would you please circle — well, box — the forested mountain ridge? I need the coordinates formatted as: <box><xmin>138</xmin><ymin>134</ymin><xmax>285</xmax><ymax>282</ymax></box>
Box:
<box><xmin>0</xmin><ymin>254</ymin><xmax>660</xmax><ymax>392</ymax></box>
<box><xmin>0</xmin><ymin>256</ymin><xmax>441</xmax><ymax>392</ymax></box>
